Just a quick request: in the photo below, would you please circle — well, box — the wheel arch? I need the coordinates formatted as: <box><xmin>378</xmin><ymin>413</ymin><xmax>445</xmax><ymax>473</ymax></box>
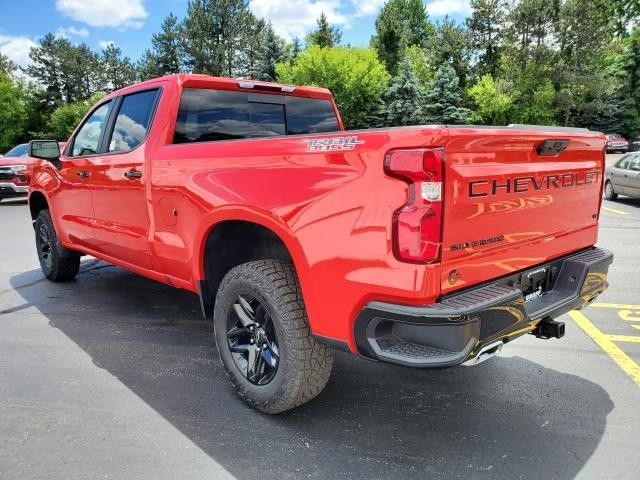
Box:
<box><xmin>193</xmin><ymin>208</ymin><xmax>311</xmax><ymax>321</ymax></box>
<box><xmin>28</xmin><ymin>190</ymin><xmax>49</xmax><ymax>222</ymax></box>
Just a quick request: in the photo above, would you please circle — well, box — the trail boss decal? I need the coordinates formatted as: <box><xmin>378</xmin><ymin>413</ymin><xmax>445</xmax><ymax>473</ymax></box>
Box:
<box><xmin>305</xmin><ymin>136</ymin><xmax>364</xmax><ymax>152</ymax></box>
<box><xmin>468</xmin><ymin>170</ymin><xmax>601</xmax><ymax>198</ymax></box>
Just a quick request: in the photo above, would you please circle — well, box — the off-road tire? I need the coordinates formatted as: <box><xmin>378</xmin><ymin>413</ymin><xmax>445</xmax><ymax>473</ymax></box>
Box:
<box><xmin>35</xmin><ymin>209</ymin><xmax>80</xmax><ymax>281</ymax></box>
<box><xmin>214</xmin><ymin>259</ymin><xmax>333</xmax><ymax>414</ymax></box>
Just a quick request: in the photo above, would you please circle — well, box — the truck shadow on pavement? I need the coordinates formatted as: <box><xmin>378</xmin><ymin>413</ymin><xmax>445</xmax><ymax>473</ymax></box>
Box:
<box><xmin>10</xmin><ymin>260</ymin><xmax>614</xmax><ymax>480</ymax></box>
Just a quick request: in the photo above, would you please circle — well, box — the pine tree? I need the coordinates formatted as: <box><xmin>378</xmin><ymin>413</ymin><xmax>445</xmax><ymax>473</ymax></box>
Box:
<box><xmin>466</xmin><ymin>0</ymin><xmax>505</xmax><ymax>78</ymax></box>
<box><xmin>99</xmin><ymin>44</ymin><xmax>137</xmax><ymax>92</ymax></box>
<box><xmin>252</xmin><ymin>23</ymin><xmax>285</xmax><ymax>81</ymax></box>
<box><xmin>183</xmin><ymin>0</ymin><xmax>253</xmax><ymax>76</ymax></box>
<box><xmin>382</xmin><ymin>57</ymin><xmax>425</xmax><ymax>126</ymax></box>
<box><xmin>0</xmin><ymin>53</ymin><xmax>16</xmax><ymax>75</ymax></box>
<box><xmin>289</xmin><ymin>38</ymin><xmax>302</xmax><ymax>64</ymax></box>
<box><xmin>138</xmin><ymin>13</ymin><xmax>185</xmax><ymax>80</ymax></box>
<box><xmin>424</xmin><ymin>64</ymin><xmax>473</xmax><ymax>124</ymax></box>
<box><xmin>305</xmin><ymin>13</ymin><xmax>341</xmax><ymax>48</ymax></box>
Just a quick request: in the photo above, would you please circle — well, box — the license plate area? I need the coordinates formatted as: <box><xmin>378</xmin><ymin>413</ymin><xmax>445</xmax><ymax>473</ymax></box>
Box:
<box><xmin>521</xmin><ymin>267</ymin><xmax>550</xmax><ymax>303</ymax></box>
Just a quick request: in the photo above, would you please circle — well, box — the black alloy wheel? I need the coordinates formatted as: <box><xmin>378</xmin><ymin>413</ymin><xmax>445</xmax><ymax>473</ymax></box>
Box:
<box><xmin>37</xmin><ymin>220</ymin><xmax>54</xmax><ymax>272</ymax></box>
<box><xmin>226</xmin><ymin>294</ymin><xmax>280</xmax><ymax>385</ymax></box>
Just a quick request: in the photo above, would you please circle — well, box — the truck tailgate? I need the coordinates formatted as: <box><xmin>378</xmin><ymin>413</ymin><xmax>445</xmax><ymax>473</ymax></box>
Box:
<box><xmin>440</xmin><ymin>127</ymin><xmax>605</xmax><ymax>295</ymax></box>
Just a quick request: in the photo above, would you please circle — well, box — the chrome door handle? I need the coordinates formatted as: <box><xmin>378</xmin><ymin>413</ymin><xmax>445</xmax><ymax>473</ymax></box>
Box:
<box><xmin>124</xmin><ymin>170</ymin><xmax>142</xmax><ymax>179</ymax></box>
<box><xmin>76</xmin><ymin>170</ymin><xmax>89</xmax><ymax>178</ymax></box>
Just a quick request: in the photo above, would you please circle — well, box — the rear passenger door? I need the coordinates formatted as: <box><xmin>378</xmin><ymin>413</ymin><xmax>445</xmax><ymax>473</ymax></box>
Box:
<box><xmin>90</xmin><ymin>88</ymin><xmax>160</xmax><ymax>270</ymax></box>
<box><xmin>610</xmin><ymin>156</ymin><xmax>631</xmax><ymax>195</ymax></box>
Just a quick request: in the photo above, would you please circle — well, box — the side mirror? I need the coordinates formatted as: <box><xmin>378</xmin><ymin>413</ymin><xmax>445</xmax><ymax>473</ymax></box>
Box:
<box><xmin>631</xmin><ymin>165</ymin><xmax>640</xmax><ymax>172</ymax></box>
<box><xmin>29</xmin><ymin>140</ymin><xmax>61</xmax><ymax>169</ymax></box>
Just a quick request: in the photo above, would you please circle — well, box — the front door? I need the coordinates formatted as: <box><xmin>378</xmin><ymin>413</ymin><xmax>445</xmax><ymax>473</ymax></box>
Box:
<box><xmin>54</xmin><ymin>100</ymin><xmax>114</xmax><ymax>250</ymax></box>
<box><xmin>90</xmin><ymin>89</ymin><xmax>160</xmax><ymax>270</ymax></box>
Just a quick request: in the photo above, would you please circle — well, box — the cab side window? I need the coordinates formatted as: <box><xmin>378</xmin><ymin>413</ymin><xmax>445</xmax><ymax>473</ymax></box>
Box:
<box><xmin>107</xmin><ymin>89</ymin><xmax>159</xmax><ymax>153</ymax></box>
<box><xmin>70</xmin><ymin>101</ymin><xmax>113</xmax><ymax>157</ymax></box>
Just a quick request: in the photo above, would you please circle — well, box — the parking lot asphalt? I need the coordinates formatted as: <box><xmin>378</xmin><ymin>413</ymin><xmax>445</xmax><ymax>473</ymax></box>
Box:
<box><xmin>1</xmin><ymin>164</ymin><xmax>639</xmax><ymax>479</ymax></box>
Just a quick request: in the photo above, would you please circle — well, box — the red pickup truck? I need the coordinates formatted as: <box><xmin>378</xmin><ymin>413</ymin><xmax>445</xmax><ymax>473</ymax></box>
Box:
<box><xmin>28</xmin><ymin>74</ymin><xmax>613</xmax><ymax>413</ymax></box>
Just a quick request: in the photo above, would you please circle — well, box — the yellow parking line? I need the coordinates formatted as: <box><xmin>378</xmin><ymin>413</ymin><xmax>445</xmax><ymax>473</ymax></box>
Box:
<box><xmin>591</xmin><ymin>302</ymin><xmax>640</xmax><ymax>310</ymax></box>
<box><xmin>606</xmin><ymin>334</ymin><xmax>640</xmax><ymax>343</ymax></box>
<box><xmin>602</xmin><ymin>206</ymin><xmax>629</xmax><ymax>215</ymax></box>
<box><xmin>569</xmin><ymin>310</ymin><xmax>640</xmax><ymax>388</ymax></box>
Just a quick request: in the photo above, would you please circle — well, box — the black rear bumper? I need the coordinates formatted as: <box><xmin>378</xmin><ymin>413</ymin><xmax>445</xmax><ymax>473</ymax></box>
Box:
<box><xmin>354</xmin><ymin>247</ymin><xmax>613</xmax><ymax>368</ymax></box>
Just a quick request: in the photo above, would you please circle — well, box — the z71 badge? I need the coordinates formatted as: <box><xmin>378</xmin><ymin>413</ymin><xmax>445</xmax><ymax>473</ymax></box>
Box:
<box><xmin>305</xmin><ymin>136</ymin><xmax>364</xmax><ymax>152</ymax></box>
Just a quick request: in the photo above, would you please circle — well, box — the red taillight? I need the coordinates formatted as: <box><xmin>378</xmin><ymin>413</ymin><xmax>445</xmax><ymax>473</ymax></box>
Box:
<box><xmin>384</xmin><ymin>148</ymin><xmax>444</xmax><ymax>264</ymax></box>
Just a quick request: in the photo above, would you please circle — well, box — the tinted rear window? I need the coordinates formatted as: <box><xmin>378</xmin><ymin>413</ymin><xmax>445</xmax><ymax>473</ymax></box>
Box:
<box><xmin>173</xmin><ymin>88</ymin><xmax>339</xmax><ymax>144</ymax></box>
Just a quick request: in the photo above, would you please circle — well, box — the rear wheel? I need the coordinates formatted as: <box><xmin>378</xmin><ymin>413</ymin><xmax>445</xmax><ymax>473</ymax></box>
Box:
<box><xmin>35</xmin><ymin>209</ymin><xmax>80</xmax><ymax>281</ymax></box>
<box><xmin>214</xmin><ymin>259</ymin><xmax>333</xmax><ymax>414</ymax></box>
<box><xmin>604</xmin><ymin>181</ymin><xmax>618</xmax><ymax>201</ymax></box>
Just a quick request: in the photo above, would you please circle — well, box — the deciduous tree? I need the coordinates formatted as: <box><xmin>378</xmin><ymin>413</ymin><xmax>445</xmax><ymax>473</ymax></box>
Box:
<box><xmin>276</xmin><ymin>46</ymin><xmax>390</xmax><ymax>128</ymax></box>
<box><xmin>371</xmin><ymin>0</ymin><xmax>435</xmax><ymax>76</ymax></box>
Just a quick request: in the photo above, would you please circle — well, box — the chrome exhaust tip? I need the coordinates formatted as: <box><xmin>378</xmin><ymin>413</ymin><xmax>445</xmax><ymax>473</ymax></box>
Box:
<box><xmin>462</xmin><ymin>340</ymin><xmax>504</xmax><ymax>367</ymax></box>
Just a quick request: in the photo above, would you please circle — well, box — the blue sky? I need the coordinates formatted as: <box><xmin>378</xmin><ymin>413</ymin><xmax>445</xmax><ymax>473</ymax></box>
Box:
<box><xmin>0</xmin><ymin>0</ymin><xmax>472</xmax><ymax>69</ymax></box>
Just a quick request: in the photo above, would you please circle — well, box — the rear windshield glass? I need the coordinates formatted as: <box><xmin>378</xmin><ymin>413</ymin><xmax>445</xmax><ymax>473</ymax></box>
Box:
<box><xmin>173</xmin><ymin>88</ymin><xmax>339</xmax><ymax>144</ymax></box>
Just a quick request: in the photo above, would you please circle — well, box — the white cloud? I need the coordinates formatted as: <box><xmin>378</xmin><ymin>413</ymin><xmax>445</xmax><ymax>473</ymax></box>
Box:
<box><xmin>426</xmin><ymin>0</ymin><xmax>472</xmax><ymax>17</ymax></box>
<box><xmin>0</xmin><ymin>35</ymin><xmax>37</xmax><ymax>69</ymax></box>
<box><xmin>352</xmin><ymin>0</ymin><xmax>386</xmax><ymax>17</ymax></box>
<box><xmin>249</xmin><ymin>0</ymin><xmax>349</xmax><ymax>41</ymax></box>
<box><xmin>55</xmin><ymin>26</ymin><xmax>90</xmax><ymax>39</ymax></box>
<box><xmin>56</xmin><ymin>0</ymin><xmax>148</xmax><ymax>29</ymax></box>
<box><xmin>99</xmin><ymin>40</ymin><xmax>116</xmax><ymax>50</ymax></box>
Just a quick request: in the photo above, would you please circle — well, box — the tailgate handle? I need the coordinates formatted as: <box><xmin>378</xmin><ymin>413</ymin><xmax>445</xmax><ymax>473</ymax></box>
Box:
<box><xmin>537</xmin><ymin>140</ymin><xmax>569</xmax><ymax>156</ymax></box>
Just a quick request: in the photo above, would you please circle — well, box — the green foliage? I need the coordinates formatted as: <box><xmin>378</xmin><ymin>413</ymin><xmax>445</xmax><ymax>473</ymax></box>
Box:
<box><xmin>100</xmin><ymin>44</ymin><xmax>137</xmax><ymax>91</ymax></box>
<box><xmin>47</xmin><ymin>92</ymin><xmax>105</xmax><ymax>141</ymax></box>
<box><xmin>466</xmin><ymin>0</ymin><xmax>505</xmax><ymax>78</ymax></box>
<box><xmin>0</xmin><ymin>74</ymin><xmax>28</xmax><ymax>152</ymax></box>
<box><xmin>182</xmin><ymin>0</ymin><xmax>255</xmax><ymax>76</ymax></box>
<box><xmin>424</xmin><ymin>64</ymin><xmax>473</xmax><ymax>124</ymax></box>
<box><xmin>24</xmin><ymin>34</ymin><xmax>100</xmax><ymax>104</ymax></box>
<box><xmin>620</xmin><ymin>28</ymin><xmax>640</xmax><ymax>138</ymax></box>
<box><xmin>138</xmin><ymin>13</ymin><xmax>183</xmax><ymax>80</ymax></box>
<box><xmin>371</xmin><ymin>0</ymin><xmax>435</xmax><ymax>76</ymax></box>
<box><xmin>468</xmin><ymin>75</ymin><xmax>516</xmax><ymax>125</ymax></box>
<box><xmin>515</xmin><ymin>77</ymin><xmax>559</xmax><ymax>125</ymax></box>
<box><xmin>305</xmin><ymin>13</ymin><xmax>342</xmax><ymax>48</ymax></box>
<box><xmin>276</xmin><ymin>46</ymin><xmax>390</xmax><ymax>129</ymax></box>
<box><xmin>404</xmin><ymin>45</ymin><xmax>433</xmax><ymax>86</ymax></box>
<box><xmin>252</xmin><ymin>23</ymin><xmax>286</xmax><ymax>81</ymax></box>
<box><xmin>427</xmin><ymin>18</ymin><xmax>471</xmax><ymax>88</ymax></box>
<box><xmin>0</xmin><ymin>53</ymin><xmax>17</xmax><ymax>76</ymax></box>
<box><xmin>380</xmin><ymin>58</ymin><xmax>425</xmax><ymax>126</ymax></box>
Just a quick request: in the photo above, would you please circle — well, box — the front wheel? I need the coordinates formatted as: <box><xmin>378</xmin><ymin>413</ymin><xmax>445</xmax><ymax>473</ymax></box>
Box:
<box><xmin>214</xmin><ymin>259</ymin><xmax>333</xmax><ymax>414</ymax></box>
<box><xmin>35</xmin><ymin>210</ymin><xmax>80</xmax><ymax>281</ymax></box>
<box><xmin>604</xmin><ymin>181</ymin><xmax>618</xmax><ymax>201</ymax></box>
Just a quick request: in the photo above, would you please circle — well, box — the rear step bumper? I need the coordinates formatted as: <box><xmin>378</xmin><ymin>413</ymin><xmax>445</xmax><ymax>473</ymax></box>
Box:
<box><xmin>354</xmin><ymin>247</ymin><xmax>613</xmax><ymax>368</ymax></box>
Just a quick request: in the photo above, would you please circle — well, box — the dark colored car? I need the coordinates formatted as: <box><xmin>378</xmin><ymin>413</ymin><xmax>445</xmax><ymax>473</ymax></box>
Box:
<box><xmin>605</xmin><ymin>133</ymin><xmax>629</xmax><ymax>153</ymax></box>
<box><xmin>629</xmin><ymin>137</ymin><xmax>640</xmax><ymax>152</ymax></box>
<box><xmin>604</xmin><ymin>152</ymin><xmax>640</xmax><ymax>200</ymax></box>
